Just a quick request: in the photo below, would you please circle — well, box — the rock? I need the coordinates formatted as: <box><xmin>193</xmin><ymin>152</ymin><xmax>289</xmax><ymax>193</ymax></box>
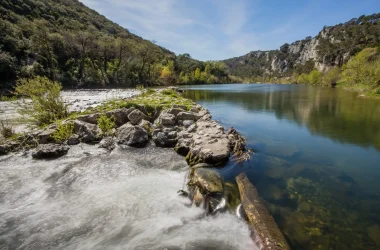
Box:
<box><xmin>183</xmin><ymin>120</ymin><xmax>194</xmax><ymax>128</ymax></box>
<box><xmin>192</xmin><ymin>163</ymin><xmax>214</xmax><ymax>168</ymax></box>
<box><xmin>0</xmin><ymin>141</ymin><xmax>20</xmax><ymax>155</ymax></box>
<box><xmin>99</xmin><ymin>137</ymin><xmax>116</xmax><ymax>151</ymax></box>
<box><xmin>67</xmin><ymin>134</ymin><xmax>80</xmax><ymax>145</ymax></box>
<box><xmin>128</xmin><ymin>109</ymin><xmax>148</xmax><ymax>125</ymax></box>
<box><xmin>152</xmin><ymin>130</ymin><xmax>178</xmax><ymax>147</ymax></box>
<box><xmin>32</xmin><ymin>144</ymin><xmax>69</xmax><ymax>159</ymax></box>
<box><xmin>116</xmin><ymin>123</ymin><xmax>148</xmax><ymax>147</ymax></box>
<box><xmin>77</xmin><ymin>113</ymin><xmax>100</xmax><ymax>124</ymax></box>
<box><xmin>37</xmin><ymin>128</ymin><xmax>57</xmax><ymax>144</ymax></box>
<box><xmin>166</xmin><ymin>108</ymin><xmax>186</xmax><ymax>116</ymax></box>
<box><xmin>190</xmin><ymin>107</ymin><xmax>199</xmax><ymax>113</ymax></box>
<box><xmin>139</xmin><ymin>120</ymin><xmax>153</xmax><ymax>135</ymax></box>
<box><xmin>190</xmin><ymin>168</ymin><xmax>223</xmax><ymax>194</ymax></box>
<box><xmin>174</xmin><ymin>138</ymin><xmax>192</xmax><ymax>156</ymax></box>
<box><xmin>186</xmin><ymin>121</ymin><xmax>230</xmax><ymax>166</ymax></box>
<box><xmin>157</xmin><ymin>112</ymin><xmax>176</xmax><ymax>126</ymax></box>
<box><xmin>236</xmin><ymin>173</ymin><xmax>290</xmax><ymax>250</ymax></box>
<box><xmin>177</xmin><ymin>112</ymin><xmax>202</xmax><ymax>121</ymax></box>
<box><xmin>187</xmin><ymin>123</ymin><xmax>197</xmax><ymax>133</ymax></box>
<box><xmin>173</xmin><ymin>104</ymin><xmax>188</xmax><ymax>110</ymax></box>
<box><xmin>74</xmin><ymin>120</ymin><xmax>102</xmax><ymax>142</ymax></box>
<box><xmin>106</xmin><ymin>108</ymin><xmax>134</xmax><ymax>127</ymax></box>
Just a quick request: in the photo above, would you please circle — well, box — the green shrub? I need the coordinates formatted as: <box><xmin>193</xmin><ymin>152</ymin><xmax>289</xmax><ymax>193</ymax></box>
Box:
<box><xmin>0</xmin><ymin>121</ymin><xmax>15</xmax><ymax>138</ymax></box>
<box><xmin>97</xmin><ymin>114</ymin><xmax>115</xmax><ymax>135</ymax></box>
<box><xmin>15</xmin><ymin>76</ymin><xmax>68</xmax><ymax>126</ymax></box>
<box><xmin>136</xmin><ymin>84</ymin><xmax>144</xmax><ymax>91</ymax></box>
<box><xmin>0</xmin><ymin>96</ymin><xmax>17</xmax><ymax>102</ymax></box>
<box><xmin>52</xmin><ymin>122</ymin><xmax>74</xmax><ymax>143</ymax></box>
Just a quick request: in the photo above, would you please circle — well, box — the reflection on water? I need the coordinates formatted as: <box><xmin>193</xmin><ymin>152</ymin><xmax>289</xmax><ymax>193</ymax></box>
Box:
<box><xmin>183</xmin><ymin>84</ymin><xmax>380</xmax><ymax>250</ymax></box>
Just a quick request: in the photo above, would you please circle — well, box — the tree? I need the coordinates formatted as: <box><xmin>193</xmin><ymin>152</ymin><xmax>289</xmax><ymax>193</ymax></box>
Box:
<box><xmin>160</xmin><ymin>60</ymin><xmax>176</xmax><ymax>85</ymax></box>
<box><xmin>322</xmin><ymin>67</ymin><xmax>341</xmax><ymax>86</ymax></box>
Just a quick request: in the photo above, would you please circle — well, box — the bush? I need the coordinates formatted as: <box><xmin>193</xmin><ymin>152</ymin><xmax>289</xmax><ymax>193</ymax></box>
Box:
<box><xmin>52</xmin><ymin>122</ymin><xmax>74</xmax><ymax>143</ymax></box>
<box><xmin>0</xmin><ymin>120</ymin><xmax>15</xmax><ymax>139</ymax></box>
<box><xmin>15</xmin><ymin>76</ymin><xmax>68</xmax><ymax>126</ymax></box>
<box><xmin>97</xmin><ymin>114</ymin><xmax>115</xmax><ymax>135</ymax></box>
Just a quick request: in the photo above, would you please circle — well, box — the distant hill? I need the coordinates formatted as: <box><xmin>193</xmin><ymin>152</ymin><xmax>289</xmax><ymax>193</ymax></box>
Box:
<box><xmin>0</xmin><ymin>0</ymin><xmax>229</xmax><ymax>90</ymax></box>
<box><xmin>223</xmin><ymin>13</ymin><xmax>380</xmax><ymax>78</ymax></box>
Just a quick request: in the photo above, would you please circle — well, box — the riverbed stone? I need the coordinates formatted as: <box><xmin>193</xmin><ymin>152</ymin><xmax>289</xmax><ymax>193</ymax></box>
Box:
<box><xmin>128</xmin><ymin>109</ymin><xmax>148</xmax><ymax>125</ymax></box>
<box><xmin>191</xmin><ymin>168</ymin><xmax>223</xmax><ymax>194</ymax></box>
<box><xmin>0</xmin><ymin>141</ymin><xmax>20</xmax><ymax>155</ymax></box>
<box><xmin>139</xmin><ymin>120</ymin><xmax>153</xmax><ymax>135</ymax></box>
<box><xmin>177</xmin><ymin>111</ymin><xmax>202</xmax><ymax>122</ymax></box>
<box><xmin>166</xmin><ymin>108</ymin><xmax>186</xmax><ymax>116</ymax></box>
<box><xmin>77</xmin><ymin>113</ymin><xmax>100</xmax><ymax>124</ymax></box>
<box><xmin>174</xmin><ymin>138</ymin><xmax>192</xmax><ymax>156</ymax></box>
<box><xmin>32</xmin><ymin>144</ymin><xmax>69</xmax><ymax>159</ymax></box>
<box><xmin>74</xmin><ymin>120</ymin><xmax>102</xmax><ymax>142</ymax></box>
<box><xmin>106</xmin><ymin>108</ymin><xmax>134</xmax><ymax>127</ymax></box>
<box><xmin>99</xmin><ymin>137</ymin><xmax>116</xmax><ymax>151</ymax></box>
<box><xmin>183</xmin><ymin>120</ymin><xmax>194</xmax><ymax>128</ymax></box>
<box><xmin>38</xmin><ymin>128</ymin><xmax>57</xmax><ymax>144</ymax></box>
<box><xmin>157</xmin><ymin>112</ymin><xmax>176</xmax><ymax>126</ymax></box>
<box><xmin>67</xmin><ymin>134</ymin><xmax>80</xmax><ymax>145</ymax></box>
<box><xmin>153</xmin><ymin>129</ymin><xmax>178</xmax><ymax>147</ymax></box>
<box><xmin>116</xmin><ymin>123</ymin><xmax>148</xmax><ymax>147</ymax></box>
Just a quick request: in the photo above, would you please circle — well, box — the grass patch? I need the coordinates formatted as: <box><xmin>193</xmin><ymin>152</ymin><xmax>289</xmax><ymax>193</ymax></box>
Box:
<box><xmin>0</xmin><ymin>121</ymin><xmax>15</xmax><ymax>138</ymax></box>
<box><xmin>52</xmin><ymin>122</ymin><xmax>74</xmax><ymax>143</ymax></box>
<box><xmin>0</xmin><ymin>96</ymin><xmax>17</xmax><ymax>102</ymax></box>
<box><xmin>97</xmin><ymin>114</ymin><xmax>115</xmax><ymax>136</ymax></box>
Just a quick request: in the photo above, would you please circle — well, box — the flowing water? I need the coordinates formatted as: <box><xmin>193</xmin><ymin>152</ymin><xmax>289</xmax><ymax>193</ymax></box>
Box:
<box><xmin>182</xmin><ymin>84</ymin><xmax>380</xmax><ymax>250</ymax></box>
<box><xmin>0</xmin><ymin>89</ymin><xmax>256</xmax><ymax>250</ymax></box>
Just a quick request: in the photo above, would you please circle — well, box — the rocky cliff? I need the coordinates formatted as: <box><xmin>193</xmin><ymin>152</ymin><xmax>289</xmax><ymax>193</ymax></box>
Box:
<box><xmin>223</xmin><ymin>13</ymin><xmax>380</xmax><ymax>77</ymax></box>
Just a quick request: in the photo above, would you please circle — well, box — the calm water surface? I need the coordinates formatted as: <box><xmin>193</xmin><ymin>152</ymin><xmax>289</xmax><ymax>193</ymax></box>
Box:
<box><xmin>183</xmin><ymin>84</ymin><xmax>380</xmax><ymax>250</ymax></box>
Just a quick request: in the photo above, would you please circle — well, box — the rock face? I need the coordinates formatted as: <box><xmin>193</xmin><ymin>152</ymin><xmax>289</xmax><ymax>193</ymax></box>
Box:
<box><xmin>116</xmin><ymin>123</ymin><xmax>148</xmax><ymax>147</ymax></box>
<box><xmin>236</xmin><ymin>173</ymin><xmax>290</xmax><ymax>250</ymax></box>
<box><xmin>74</xmin><ymin>120</ymin><xmax>102</xmax><ymax>142</ymax></box>
<box><xmin>37</xmin><ymin>128</ymin><xmax>57</xmax><ymax>144</ymax></box>
<box><xmin>32</xmin><ymin>144</ymin><xmax>69</xmax><ymax>159</ymax></box>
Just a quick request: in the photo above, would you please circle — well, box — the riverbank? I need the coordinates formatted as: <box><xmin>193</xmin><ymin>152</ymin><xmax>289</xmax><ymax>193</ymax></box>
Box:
<box><xmin>0</xmin><ymin>87</ymin><xmax>291</xmax><ymax>249</ymax></box>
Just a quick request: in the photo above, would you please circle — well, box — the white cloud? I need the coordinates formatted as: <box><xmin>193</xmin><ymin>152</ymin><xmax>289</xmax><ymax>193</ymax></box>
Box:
<box><xmin>80</xmin><ymin>0</ymin><xmax>259</xmax><ymax>60</ymax></box>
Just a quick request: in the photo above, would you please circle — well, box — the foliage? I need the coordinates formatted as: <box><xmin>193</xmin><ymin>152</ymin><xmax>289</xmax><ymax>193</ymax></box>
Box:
<box><xmin>15</xmin><ymin>76</ymin><xmax>68</xmax><ymax>126</ymax></box>
<box><xmin>97</xmin><ymin>114</ymin><xmax>115</xmax><ymax>135</ymax></box>
<box><xmin>322</xmin><ymin>67</ymin><xmax>341</xmax><ymax>86</ymax></box>
<box><xmin>0</xmin><ymin>0</ymin><xmax>231</xmax><ymax>89</ymax></box>
<box><xmin>341</xmin><ymin>48</ymin><xmax>380</xmax><ymax>88</ymax></box>
<box><xmin>0</xmin><ymin>95</ymin><xmax>17</xmax><ymax>101</ymax></box>
<box><xmin>0</xmin><ymin>120</ymin><xmax>15</xmax><ymax>139</ymax></box>
<box><xmin>52</xmin><ymin>122</ymin><xmax>74</xmax><ymax>143</ymax></box>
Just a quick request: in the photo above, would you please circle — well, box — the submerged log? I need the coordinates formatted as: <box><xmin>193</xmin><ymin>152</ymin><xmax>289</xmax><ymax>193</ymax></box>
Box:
<box><xmin>236</xmin><ymin>173</ymin><xmax>290</xmax><ymax>250</ymax></box>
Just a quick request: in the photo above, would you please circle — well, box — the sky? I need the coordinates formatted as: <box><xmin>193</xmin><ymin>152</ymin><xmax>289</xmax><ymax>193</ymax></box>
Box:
<box><xmin>79</xmin><ymin>0</ymin><xmax>380</xmax><ymax>61</ymax></box>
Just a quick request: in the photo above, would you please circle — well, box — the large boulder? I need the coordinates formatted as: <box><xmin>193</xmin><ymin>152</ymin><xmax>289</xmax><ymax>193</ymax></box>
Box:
<box><xmin>32</xmin><ymin>144</ymin><xmax>69</xmax><ymax>159</ymax></box>
<box><xmin>73</xmin><ymin>120</ymin><xmax>102</xmax><ymax>142</ymax></box>
<box><xmin>67</xmin><ymin>134</ymin><xmax>80</xmax><ymax>145</ymax></box>
<box><xmin>128</xmin><ymin>109</ymin><xmax>148</xmax><ymax>125</ymax></box>
<box><xmin>186</xmin><ymin>121</ymin><xmax>230</xmax><ymax>166</ymax></box>
<box><xmin>236</xmin><ymin>173</ymin><xmax>291</xmax><ymax>250</ymax></box>
<box><xmin>116</xmin><ymin>123</ymin><xmax>148</xmax><ymax>147</ymax></box>
<box><xmin>166</xmin><ymin>108</ymin><xmax>186</xmax><ymax>116</ymax></box>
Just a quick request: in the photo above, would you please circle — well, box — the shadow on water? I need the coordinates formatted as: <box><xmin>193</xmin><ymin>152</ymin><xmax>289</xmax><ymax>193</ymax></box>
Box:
<box><xmin>183</xmin><ymin>84</ymin><xmax>380</xmax><ymax>250</ymax></box>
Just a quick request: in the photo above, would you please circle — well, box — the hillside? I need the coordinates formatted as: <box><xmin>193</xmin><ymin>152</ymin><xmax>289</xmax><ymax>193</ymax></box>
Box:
<box><xmin>223</xmin><ymin>13</ymin><xmax>380</xmax><ymax>79</ymax></box>
<box><xmin>0</xmin><ymin>0</ymin><xmax>229</xmax><ymax>91</ymax></box>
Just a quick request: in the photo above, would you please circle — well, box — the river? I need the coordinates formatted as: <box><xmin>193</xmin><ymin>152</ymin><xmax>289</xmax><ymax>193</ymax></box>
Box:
<box><xmin>182</xmin><ymin>83</ymin><xmax>380</xmax><ymax>250</ymax></box>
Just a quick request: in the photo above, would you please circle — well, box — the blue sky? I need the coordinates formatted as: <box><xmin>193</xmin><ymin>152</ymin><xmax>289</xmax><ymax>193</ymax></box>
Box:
<box><xmin>80</xmin><ymin>0</ymin><xmax>380</xmax><ymax>61</ymax></box>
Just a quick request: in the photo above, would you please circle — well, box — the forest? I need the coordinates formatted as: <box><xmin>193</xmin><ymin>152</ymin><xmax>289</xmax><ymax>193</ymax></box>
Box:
<box><xmin>0</xmin><ymin>0</ymin><xmax>230</xmax><ymax>93</ymax></box>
